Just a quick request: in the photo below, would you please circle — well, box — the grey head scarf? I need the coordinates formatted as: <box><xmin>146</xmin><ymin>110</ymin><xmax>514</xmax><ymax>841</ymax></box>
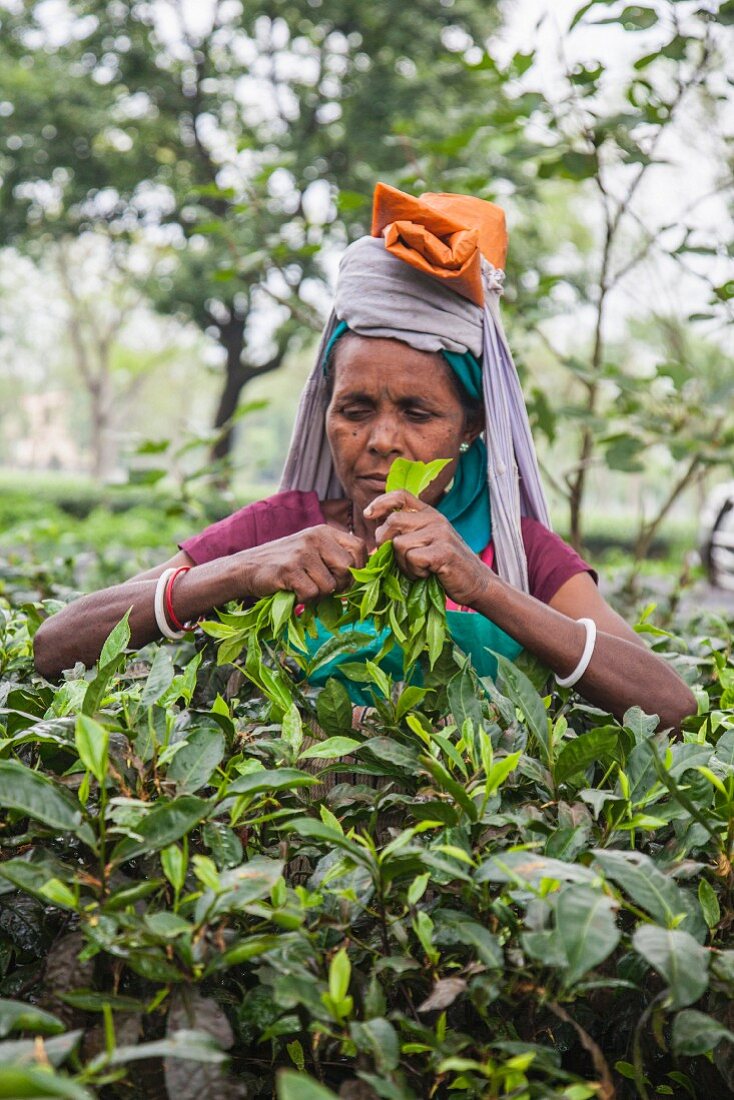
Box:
<box><xmin>279</xmin><ymin>186</ymin><xmax>551</xmax><ymax>593</ymax></box>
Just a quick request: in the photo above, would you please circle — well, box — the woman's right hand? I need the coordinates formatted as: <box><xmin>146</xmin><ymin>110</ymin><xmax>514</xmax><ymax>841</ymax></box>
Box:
<box><xmin>237</xmin><ymin>525</ymin><xmax>367</xmax><ymax>602</ymax></box>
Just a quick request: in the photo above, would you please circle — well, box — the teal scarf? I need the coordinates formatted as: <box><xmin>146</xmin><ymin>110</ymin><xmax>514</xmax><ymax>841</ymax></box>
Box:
<box><xmin>307</xmin><ymin>326</ymin><xmax>523</xmax><ymax>702</ymax></box>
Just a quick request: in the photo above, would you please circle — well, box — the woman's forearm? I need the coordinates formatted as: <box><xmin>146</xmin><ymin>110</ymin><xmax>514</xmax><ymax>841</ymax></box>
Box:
<box><xmin>470</xmin><ymin>574</ymin><xmax>696</xmax><ymax>731</ymax></box>
<box><xmin>33</xmin><ymin>553</ymin><xmax>248</xmax><ymax>679</ymax></box>
<box><xmin>34</xmin><ymin>523</ymin><xmax>368</xmax><ymax>679</ymax></box>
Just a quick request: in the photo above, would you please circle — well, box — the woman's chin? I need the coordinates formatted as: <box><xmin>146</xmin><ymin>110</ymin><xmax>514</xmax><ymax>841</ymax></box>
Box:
<box><xmin>350</xmin><ymin>481</ymin><xmax>387</xmax><ymax>511</ymax></box>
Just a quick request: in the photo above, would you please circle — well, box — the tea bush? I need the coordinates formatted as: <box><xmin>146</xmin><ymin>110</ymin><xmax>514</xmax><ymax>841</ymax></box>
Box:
<box><xmin>1</xmin><ymin>549</ymin><xmax>733</xmax><ymax>1098</ymax></box>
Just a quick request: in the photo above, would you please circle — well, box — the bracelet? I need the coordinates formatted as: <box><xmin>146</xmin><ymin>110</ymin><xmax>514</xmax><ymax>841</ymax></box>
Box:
<box><xmin>165</xmin><ymin>566</ymin><xmax>192</xmax><ymax>631</ymax></box>
<box><xmin>154</xmin><ymin>568</ymin><xmax>187</xmax><ymax>641</ymax></box>
<box><xmin>555</xmin><ymin>617</ymin><xmax>597</xmax><ymax>688</ymax></box>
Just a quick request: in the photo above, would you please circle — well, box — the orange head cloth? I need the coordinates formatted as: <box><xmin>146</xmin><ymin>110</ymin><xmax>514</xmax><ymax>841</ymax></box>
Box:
<box><xmin>370</xmin><ymin>182</ymin><xmax>508</xmax><ymax>308</ymax></box>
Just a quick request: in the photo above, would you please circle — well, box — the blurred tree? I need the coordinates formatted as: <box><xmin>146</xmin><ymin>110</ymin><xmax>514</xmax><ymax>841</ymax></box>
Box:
<box><xmin>0</xmin><ymin>0</ymin><xmax>508</xmax><ymax>468</ymax></box>
<box><xmin>52</xmin><ymin>233</ymin><xmax>195</xmax><ymax>479</ymax></box>
<box><xmin>0</xmin><ymin>235</ymin><xmax>206</xmax><ymax>479</ymax></box>
<box><xmin>52</xmin><ymin>235</ymin><xmax>140</xmax><ymax>479</ymax></box>
<box><xmin>481</xmin><ymin>0</ymin><xmax>734</xmax><ymax>551</ymax></box>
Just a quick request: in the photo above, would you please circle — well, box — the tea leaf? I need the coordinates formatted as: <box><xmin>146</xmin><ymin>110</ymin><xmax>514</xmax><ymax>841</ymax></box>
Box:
<box><xmin>141</xmin><ymin>647</ymin><xmax>175</xmax><ymax>707</ymax></box>
<box><xmin>385</xmin><ymin>457</ymin><xmax>450</xmax><ymax>497</ymax></box>
<box><xmin>0</xmin><ymin>1066</ymin><xmax>95</xmax><ymax>1098</ymax></box>
<box><xmin>167</xmin><ymin>727</ymin><xmax>225</xmax><ymax>793</ymax></box>
<box><xmin>698</xmin><ymin>878</ymin><xmax>720</xmax><ymax>930</ymax></box>
<box><xmin>329</xmin><ymin>947</ymin><xmax>351</xmax><ymax>1003</ymax></box>
<box><xmin>224</xmin><ymin>768</ymin><xmax>317</xmax><ymax>798</ymax></box>
<box><xmin>316</xmin><ymin>678</ymin><xmax>353</xmax><ymax>735</ymax></box>
<box><xmin>0</xmin><ymin>759</ymin><xmax>87</xmax><ymax>836</ymax></box>
<box><xmin>99</xmin><ymin>608</ymin><xmax>132</xmax><ymax>668</ymax></box>
<box><xmin>350</xmin><ymin>1019</ymin><xmax>400</xmax><ymax>1074</ymax></box>
<box><xmin>555</xmin><ymin>728</ymin><xmax>620</xmax><ymax>785</ymax></box>
<box><xmin>672</xmin><ymin>1009</ymin><xmax>734</xmax><ymax>1055</ymax></box>
<box><xmin>75</xmin><ymin>714</ymin><xmax>109</xmax><ymax>786</ymax></box>
<box><xmin>110</xmin><ymin>796</ymin><xmax>211</xmax><ymax>865</ymax></box>
<box><xmin>556</xmin><ymin>885</ymin><xmax>620</xmax><ymax>984</ymax></box>
<box><xmin>496</xmin><ymin>654</ymin><xmax>551</xmax><ymax>765</ymax></box>
<box><xmin>0</xmin><ymin>999</ymin><xmax>65</xmax><ymax>1038</ymax></box>
<box><xmin>277</xmin><ymin>1071</ymin><xmax>339</xmax><ymax>1100</ymax></box>
<box><xmin>299</xmin><ymin>736</ymin><xmax>361</xmax><ymax>760</ymax></box>
<box><xmin>632</xmin><ymin>925</ymin><xmax>709</xmax><ymax>1008</ymax></box>
<box><xmin>593</xmin><ymin>850</ymin><xmax>706</xmax><ymax>941</ymax></box>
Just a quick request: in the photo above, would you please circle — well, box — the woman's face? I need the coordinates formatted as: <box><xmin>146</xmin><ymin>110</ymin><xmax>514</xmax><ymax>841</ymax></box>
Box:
<box><xmin>325</xmin><ymin>335</ymin><xmax>478</xmax><ymax>512</ymax></box>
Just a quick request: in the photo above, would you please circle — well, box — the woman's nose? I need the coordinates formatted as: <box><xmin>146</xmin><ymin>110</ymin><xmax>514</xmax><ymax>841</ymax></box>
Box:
<box><xmin>367</xmin><ymin>414</ymin><xmax>403</xmax><ymax>456</ymax></box>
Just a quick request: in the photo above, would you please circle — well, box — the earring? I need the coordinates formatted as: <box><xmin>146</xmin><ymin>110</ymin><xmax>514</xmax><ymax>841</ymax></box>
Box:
<box><xmin>459</xmin><ymin>441</ymin><xmax>470</xmax><ymax>453</ymax></box>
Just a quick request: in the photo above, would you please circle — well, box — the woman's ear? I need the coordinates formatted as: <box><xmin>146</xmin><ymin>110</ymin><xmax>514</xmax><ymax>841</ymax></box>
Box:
<box><xmin>463</xmin><ymin>407</ymin><xmax>485</xmax><ymax>444</ymax></box>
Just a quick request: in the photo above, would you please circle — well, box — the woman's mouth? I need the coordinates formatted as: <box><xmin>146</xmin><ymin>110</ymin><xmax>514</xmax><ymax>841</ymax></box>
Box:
<box><xmin>356</xmin><ymin>475</ymin><xmax>388</xmax><ymax>492</ymax></box>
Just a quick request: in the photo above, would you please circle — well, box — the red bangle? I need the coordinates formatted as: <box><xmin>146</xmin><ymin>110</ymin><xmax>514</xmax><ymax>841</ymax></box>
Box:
<box><xmin>164</xmin><ymin>566</ymin><xmax>192</xmax><ymax>632</ymax></box>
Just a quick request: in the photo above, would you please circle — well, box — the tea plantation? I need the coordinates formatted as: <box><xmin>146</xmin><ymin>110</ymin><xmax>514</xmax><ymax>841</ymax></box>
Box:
<box><xmin>1</xmin><ymin>533</ymin><xmax>733</xmax><ymax>1099</ymax></box>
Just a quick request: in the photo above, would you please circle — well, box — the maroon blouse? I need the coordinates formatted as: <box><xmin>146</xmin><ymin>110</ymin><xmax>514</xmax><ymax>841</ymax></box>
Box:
<box><xmin>180</xmin><ymin>490</ymin><xmax>596</xmax><ymax>606</ymax></box>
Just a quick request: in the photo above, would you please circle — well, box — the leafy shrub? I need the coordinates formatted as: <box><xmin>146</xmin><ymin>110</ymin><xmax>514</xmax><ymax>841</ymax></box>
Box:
<box><xmin>1</xmin><ymin>555</ymin><xmax>733</xmax><ymax>1098</ymax></box>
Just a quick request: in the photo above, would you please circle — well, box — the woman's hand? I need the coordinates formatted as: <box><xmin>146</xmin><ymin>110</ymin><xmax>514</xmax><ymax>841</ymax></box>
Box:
<box><xmin>364</xmin><ymin>491</ymin><xmax>490</xmax><ymax>608</ymax></box>
<box><xmin>238</xmin><ymin>525</ymin><xmax>368</xmax><ymax>603</ymax></box>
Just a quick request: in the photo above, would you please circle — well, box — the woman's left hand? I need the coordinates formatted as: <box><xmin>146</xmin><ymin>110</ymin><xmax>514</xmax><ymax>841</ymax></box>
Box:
<box><xmin>364</xmin><ymin>490</ymin><xmax>491</xmax><ymax>608</ymax></box>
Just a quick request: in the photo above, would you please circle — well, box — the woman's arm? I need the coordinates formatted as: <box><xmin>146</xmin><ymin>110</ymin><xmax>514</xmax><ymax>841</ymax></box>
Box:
<box><xmin>468</xmin><ymin>569</ymin><xmax>696</xmax><ymax>731</ymax></box>
<box><xmin>365</xmin><ymin>492</ymin><xmax>696</xmax><ymax>732</ymax></box>
<box><xmin>34</xmin><ymin>527</ymin><xmax>366</xmax><ymax>679</ymax></box>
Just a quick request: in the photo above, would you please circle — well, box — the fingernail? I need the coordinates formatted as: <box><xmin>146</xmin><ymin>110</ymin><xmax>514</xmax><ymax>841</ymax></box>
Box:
<box><xmin>364</xmin><ymin>505</ymin><xmax>373</xmax><ymax>517</ymax></box>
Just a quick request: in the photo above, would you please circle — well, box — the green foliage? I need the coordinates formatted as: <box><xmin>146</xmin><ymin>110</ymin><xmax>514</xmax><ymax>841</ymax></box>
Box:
<box><xmin>0</xmin><ymin>0</ymin><xmax>507</xmax><ymax>460</ymax></box>
<box><xmin>2</xmin><ymin>536</ymin><xmax>734</xmax><ymax>1096</ymax></box>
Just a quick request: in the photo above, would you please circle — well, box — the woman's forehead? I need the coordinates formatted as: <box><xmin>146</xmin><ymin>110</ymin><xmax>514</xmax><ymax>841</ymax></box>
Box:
<box><xmin>331</xmin><ymin>335</ymin><xmax>454</xmax><ymax>395</ymax></box>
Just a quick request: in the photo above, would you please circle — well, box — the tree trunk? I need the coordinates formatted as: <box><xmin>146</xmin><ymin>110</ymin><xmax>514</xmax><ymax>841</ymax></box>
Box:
<box><xmin>89</xmin><ymin>376</ymin><xmax>113</xmax><ymax>481</ymax></box>
<box><xmin>210</xmin><ymin>317</ymin><xmax>248</xmax><ymax>465</ymax></box>
<box><xmin>210</xmin><ymin>318</ymin><xmax>285</xmax><ymax>469</ymax></box>
<box><xmin>568</xmin><ymin>424</ymin><xmax>594</xmax><ymax>554</ymax></box>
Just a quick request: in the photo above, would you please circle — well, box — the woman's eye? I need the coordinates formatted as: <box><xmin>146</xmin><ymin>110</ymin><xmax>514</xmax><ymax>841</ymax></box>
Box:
<box><xmin>405</xmin><ymin>408</ymin><xmax>432</xmax><ymax>422</ymax></box>
<box><xmin>341</xmin><ymin>406</ymin><xmax>371</xmax><ymax>420</ymax></box>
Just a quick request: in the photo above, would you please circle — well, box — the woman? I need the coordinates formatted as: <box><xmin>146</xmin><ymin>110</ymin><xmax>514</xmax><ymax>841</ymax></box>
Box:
<box><xmin>34</xmin><ymin>183</ymin><xmax>696</xmax><ymax>730</ymax></box>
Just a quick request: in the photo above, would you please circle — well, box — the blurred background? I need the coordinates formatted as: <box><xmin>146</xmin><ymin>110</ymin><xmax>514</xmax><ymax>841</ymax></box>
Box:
<box><xmin>0</xmin><ymin>0</ymin><xmax>732</xmax><ymax>604</ymax></box>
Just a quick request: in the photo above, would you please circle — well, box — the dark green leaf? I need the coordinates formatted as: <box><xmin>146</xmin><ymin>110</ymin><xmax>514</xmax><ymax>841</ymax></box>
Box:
<box><xmin>277</xmin><ymin>1071</ymin><xmax>339</xmax><ymax>1100</ymax></box>
<box><xmin>110</xmin><ymin>796</ymin><xmax>210</xmax><ymax>865</ymax></box>
<box><xmin>593</xmin><ymin>850</ymin><xmax>706</xmax><ymax>941</ymax></box>
<box><xmin>224</xmin><ymin>768</ymin><xmax>317</xmax><ymax>798</ymax></box>
<box><xmin>433</xmin><ymin>910</ymin><xmax>503</xmax><ymax>967</ymax></box>
<box><xmin>141</xmin><ymin>647</ymin><xmax>175</xmax><ymax>707</ymax></box>
<box><xmin>556</xmin><ymin>886</ymin><xmax>620</xmax><ymax>984</ymax></box>
<box><xmin>167</xmin><ymin>727</ymin><xmax>225</xmax><ymax>793</ymax></box>
<box><xmin>496</xmin><ymin>654</ymin><xmax>551</xmax><ymax>765</ymax></box>
<box><xmin>98</xmin><ymin>609</ymin><xmax>132</xmax><ymax>668</ymax></box>
<box><xmin>0</xmin><ymin>760</ymin><xmax>86</xmax><ymax>837</ymax></box>
<box><xmin>349</xmin><ymin>1017</ymin><xmax>399</xmax><ymax>1073</ymax></box>
<box><xmin>672</xmin><ymin>1009</ymin><xmax>734</xmax><ymax>1055</ymax></box>
<box><xmin>0</xmin><ymin>999</ymin><xmax>64</xmax><ymax>1039</ymax></box>
<box><xmin>555</xmin><ymin>728</ymin><xmax>620</xmax><ymax>785</ymax></box>
<box><xmin>476</xmin><ymin>850</ymin><xmax>596</xmax><ymax>886</ymax></box>
<box><xmin>300</xmin><ymin>736</ymin><xmax>361</xmax><ymax>760</ymax></box>
<box><xmin>632</xmin><ymin>925</ymin><xmax>709</xmax><ymax>1008</ymax></box>
<box><xmin>0</xmin><ymin>1030</ymin><xmax>81</xmax><ymax>1069</ymax></box>
<box><xmin>448</xmin><ymin>665</ymin><xmax>483</xmax><ymax>731</ymax></box>
<box><xmin>316</xmin><ymin>678</ymin><xmax>354</xmax><ymax>735</ymax></box>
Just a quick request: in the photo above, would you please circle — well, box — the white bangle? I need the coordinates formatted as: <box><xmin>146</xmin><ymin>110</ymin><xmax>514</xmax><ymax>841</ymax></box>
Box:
<box><xmin>154</xmin><ymin>568</ymin><xmax>186</xmax><ymax>641</ymax></box>
<box><xmin>555</xmin><ymin>617</ymin><xmax>597</xmax><ymax>688</ymax></box>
